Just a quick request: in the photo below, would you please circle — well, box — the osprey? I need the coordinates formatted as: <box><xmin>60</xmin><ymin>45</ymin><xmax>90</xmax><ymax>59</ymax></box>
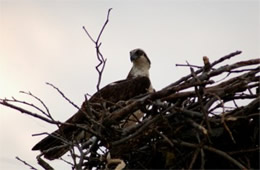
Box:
<box><xmin>32</xmin><ymin>48</ymin><xmax>153</xmax><ymax>160</ymax></box>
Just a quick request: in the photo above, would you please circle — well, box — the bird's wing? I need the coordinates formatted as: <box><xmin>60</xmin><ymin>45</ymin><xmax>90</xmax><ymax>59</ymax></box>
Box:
<box><xmin>32</xmin><ymin>76</ymin><xmax>151</xmax><ymax>160</ymax></box>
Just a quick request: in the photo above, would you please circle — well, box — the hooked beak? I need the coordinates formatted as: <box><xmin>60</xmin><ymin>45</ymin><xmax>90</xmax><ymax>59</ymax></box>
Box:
<box><xmin>130</xmin><ymin>52</ymin><xmax>138</xmax><ymax>62</ymax></box>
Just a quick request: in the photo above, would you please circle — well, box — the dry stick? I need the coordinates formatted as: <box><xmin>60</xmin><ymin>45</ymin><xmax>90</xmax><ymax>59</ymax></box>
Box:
<box><xmin>188</xmin><ymin>61</ymin><xmax>212</xmax><ymax>134</ymax></box>
<box><xmin>165</xmin><ymin>50</ymin><xmax>242</xmax><ymax>89</ymax></box>
<box><xmin>175</xmin><ymin>63</ymin><xmax>203</xmax><ymax>69</ymax></box>
<box><xmin>46</xmin><ymin>82</ymin><xmax>103</xmax><ymax>130</ymax></box>
<box><xmin>4</xmin><ymin>97</ymin><xmax>52</xmax><ymax>121</ymax></box>
<box><xmin>0</xmin><ymin>99</ymin><xmax>55</xmax><ymax>124</ymax></box>
<box><xmin>46</xmin><ymin>81</ymin><xmax>92</xmax><ymax>133</ymax></box>
<box><xmin>59</xmin><ymin>157</ymin><xmax>74</xmax><ymax>166</ymax></box>
<box><xmin>96</xmin><ymin>8</ymin><xmax>112</xmax><ymax>44</ymax></box>
<box><xmin>208</xmin><ymin>60</ymin><xmax>260</xmax><ymax>78</ymax></box>
<box><xmin>211</xmin><ymin>51</ymin><xmax>242</xmax><ymax>66</ymax></box>
<box><xmin>83</xmin><ymin>8</ymin><xmax>112</xmax><ymax>91</ymax></box>
<box><xmin>16</xmin><ymin>156</ymin><xmax>38</xmax><ymax>170</ymax></box>
<box><xmin>17</xmin><ymin>90</ymin><xmax>62</xmax><ymax>130</ymax></box>
<box><xmin>16</xmin><ymin>91</ymin><xmax>67</xmax><ymax>140</ymax></box>
<box><xmin>46</xmin><ymin>82</ymin><xmax>80</xmax><ymax>110</ymax></box>
<box><xmin>45</xmin><ymin>82</ymin><xmax>93</xmax><ymax>146</ymax></box>
<box><xmin>95</xmin><ymin>46</ymin><xmax>107</xmax><ymax>91</ymax></box>
<box><xmin>20</xmin><ymin>91</ymin><xmax>52</xmax><ymax>118</ymax></box>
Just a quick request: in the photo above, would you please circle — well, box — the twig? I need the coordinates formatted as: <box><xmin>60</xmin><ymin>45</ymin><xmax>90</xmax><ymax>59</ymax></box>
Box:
<box><xmin>46</xmin><ymin>82</ymin><xmax>80</xmax><ymax>110</ymax></box>
<box><xmin>211</xmin><ymin>51</ymin><xmax>242</xmax><ymax>67</ymax></box>
<box><xmin>82</xmin><ymin>26</ymin><xmax>95</xmax><ymax>44</ymax></box>
<box><xmin>20</xmin><ymin>91</ymin><xmax>52</xmax><ymax>119</ymax></box>
<box><xmin>0</xmin><ymin>99</ymin><xmax>54</xmax><ymax>124</ymax></box>
<box><xmin>83</xmin><ymin>8</ymin><xmax>112</xmax><ymax>91</ymax></box>
<box><xmin>16</xmin><ymin>156</ymin><xmax>38</xmax><ymax>170</ymax></box>
<box><xmin>46</xmin><ymin>82</ymin><xmax>103</xmax><ymax>129</ymax></box>
<box><xmin>187</xmin><ymin>60</ymin><xmax>212</xmax><ymax>134</ymax></box>
<box><xmin>176</xmin><ymin>63</ymin><xmax>203</xmax><ymax>69</ymax></box>
<box><xmin>96</xmin><ymin>8</ymin><xmax>112</xmax><ymax>44</ymax></box>
<box><xmin>59</xmin><ymin>157</ymin><xmax>74</xmax><ymax>166</ymax></box>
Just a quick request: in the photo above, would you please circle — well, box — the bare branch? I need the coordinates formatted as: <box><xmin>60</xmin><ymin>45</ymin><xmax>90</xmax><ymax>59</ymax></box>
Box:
<box><xmin>16</xmin><ymin>156</ymin><xmax>38</xmax><ymax>170</ymax></box>
<box><xmin>20</xmin><ymin>91</ymin><xmax>51</xmax><ymax>118</ymax></box>
<box><xmin>0</xmin><ymin>99</ymin><xmax>54</xmax><ymax>124</ymax></box>
<box><xmin>83</xmin><ymin>8</ymin><xmax>112</xmax><ymax>91</ymax></box>
<box><xmin>46</xmin><ymin>82</ymin><xmax>80</xmax><ymax>110</ymax></box>
<box><xmin>96</xmin><ymin>8</ymin><xmax>112</xmax><ymax>43</ymax></box>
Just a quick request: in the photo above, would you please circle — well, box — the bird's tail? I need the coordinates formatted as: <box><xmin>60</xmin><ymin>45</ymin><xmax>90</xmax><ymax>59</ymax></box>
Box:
<box><xmin>32</xmin><ymin>129</ymin><xmax>72</xmax><ymax>160</ymax></box>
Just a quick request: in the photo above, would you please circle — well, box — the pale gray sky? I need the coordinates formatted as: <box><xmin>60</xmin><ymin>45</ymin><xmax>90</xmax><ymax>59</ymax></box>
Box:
<box><xmin>0</xmin><ymin>0</ymin><xmax>259</xmax><ymax>169</ymax></box>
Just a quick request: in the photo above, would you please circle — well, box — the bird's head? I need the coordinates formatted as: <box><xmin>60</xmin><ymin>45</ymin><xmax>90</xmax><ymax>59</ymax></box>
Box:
<box><xmin>127</xmin><ymin>48</ymin><xmax>151</xmax><ymax>79</ymax></box>
<box><xmin>130</xmin><ymin>48</ymin><xmax>151</xmax><ymax>69</ymax></box>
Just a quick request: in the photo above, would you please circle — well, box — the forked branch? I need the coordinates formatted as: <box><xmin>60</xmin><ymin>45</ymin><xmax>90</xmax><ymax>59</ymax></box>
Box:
<box><xmin>83</xmin><ymin>8</ymin><xmax>112</xmax><ymax>91</ymax></box>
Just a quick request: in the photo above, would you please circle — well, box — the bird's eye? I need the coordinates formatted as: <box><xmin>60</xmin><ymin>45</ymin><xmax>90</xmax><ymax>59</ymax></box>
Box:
<box><xmin>135</xmin><ymin>49</ymin><xmax>142</xmax><ymax>56</ymax></box>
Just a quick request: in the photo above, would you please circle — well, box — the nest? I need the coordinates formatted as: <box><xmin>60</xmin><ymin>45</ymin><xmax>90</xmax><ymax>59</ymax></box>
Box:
<box><xmin>98</xmin><ymin>51</ymin><xmax>259</xmax><ymax>169</ymax></box>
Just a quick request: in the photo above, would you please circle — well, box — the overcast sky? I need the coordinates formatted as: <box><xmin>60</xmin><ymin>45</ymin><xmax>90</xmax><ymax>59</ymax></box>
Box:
<box><xmin>0</xmin><ymin>0</ymin><xmax>259</xmax><ymax>169</ymax></box>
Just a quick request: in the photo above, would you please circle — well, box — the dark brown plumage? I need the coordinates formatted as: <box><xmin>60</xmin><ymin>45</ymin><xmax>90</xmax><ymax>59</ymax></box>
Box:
<box><xmin>32</xmin><ymin>77</ymin><xmax>151</xmax><ymax>160</ymax></box>
<box><xmin>32</xmin><ymin>49</ymin><xmax>152</xmax><ymax>160</ymax></box>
